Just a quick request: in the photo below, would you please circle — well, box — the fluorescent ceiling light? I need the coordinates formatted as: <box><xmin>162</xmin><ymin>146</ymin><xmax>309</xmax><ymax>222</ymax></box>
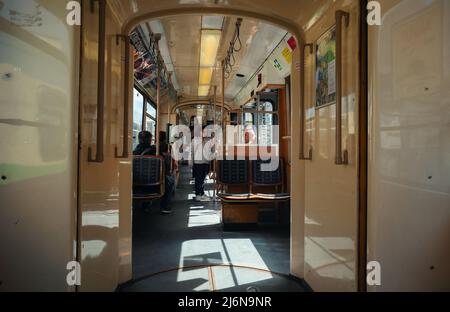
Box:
<box><xmin>200</xmin><ymin>29</ymin><xmax>221</xmax><ymax>67</ymax></box>
<box><xmin>198</xmin><ymin>29</ymin><xmax>221</xmax><ymax>97</ymax></box>
<box><xmin>202</xmin><ymin>16</ymin><xmax>224</xmax><ymax>30</ymax></box>
<box><xmin>198</xmin><ymin>85</ymin><xmax>210</xmax><ymax>97</ymax></box>
<box><xmin>199</xmin><ymin>68</ymin><xmax>213</xmax><ymax>85</ymax></box>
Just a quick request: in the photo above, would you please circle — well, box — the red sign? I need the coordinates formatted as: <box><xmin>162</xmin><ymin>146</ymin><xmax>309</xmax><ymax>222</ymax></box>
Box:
<box><xmin>287</xmin><ymin>36</ymin><xmax>297</xmax><ymax>51</ymax></box>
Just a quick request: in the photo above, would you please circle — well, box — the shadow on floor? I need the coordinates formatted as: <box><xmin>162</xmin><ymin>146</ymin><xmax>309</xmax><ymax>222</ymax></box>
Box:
<box><xmin>122</xmin><ymin>165</ymin><xmax>306</xmax><ymax>292</ymax></box>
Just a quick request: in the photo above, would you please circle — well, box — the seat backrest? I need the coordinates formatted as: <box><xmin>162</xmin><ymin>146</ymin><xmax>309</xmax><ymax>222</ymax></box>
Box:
<box><xmin>252</xmin><ymin>158</ymin><xmax>282</xmax><ymax>185</ymax></box>
<box><xmin>133</xmin><ymin>156</ymin><xmax>163</xmax><ymax>186</ymax></box>
<box><xmin>218</xmin><ymin>160</ymin><xmax>248</xmax><ymax>185</ymax></box>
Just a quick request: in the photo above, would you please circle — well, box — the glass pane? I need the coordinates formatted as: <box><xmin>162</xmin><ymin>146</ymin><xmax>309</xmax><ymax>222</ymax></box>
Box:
<box><xmin>258</xmin><ymin>100</ymin><xmax>274</xmax><ymax>112</ymax></box>
<box><xmin>243</xmin><ymin>112</ymin><xmax>255</xmax><ymax>126</ymax></box>
<box><xmin>133</xmin><ymin>88</ymin><xmax>144</xmax><ymax>149</ymax></box>
<box><xmin>240</xmin><ymin>113</ymin><xmax>256</xmax><ymax>144</ymax></box>
<box><xmin>258</xmin><ymin>113</ymin><xmax>278</xmax><ymax>145</ymax></box>
<box><xmin>146</xmin><ymin>102</ymin><xmax>156</xmax><ymax>118</ymax></box>
<box><xmin>258</xmin><ymin>91</ymin><xmax>278</xmax><ymax>111</ymax></box>
<box><xmin>146</xmin><ymin>118</ymin><xmax>156</xmax><ymax>145</ymax></box>
<box><xmin>229</xmin><ymin>112</ymin><xmax>238</xmax><ymax>125</ymax></box>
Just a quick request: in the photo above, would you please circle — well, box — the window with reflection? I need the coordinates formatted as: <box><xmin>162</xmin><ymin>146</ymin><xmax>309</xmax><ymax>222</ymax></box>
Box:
<box><xmin>133</xmin><ymin>87</ymin><xmax>158</xmax><ymax>148</ymax></box>
<box><xmin>133</xmin><ymin>88</ymin><xmax>144</xmax><ymax>149</ymax></box>
<box><xmin>259</xmin><ymin>100</ymin><xmax>275</xmax><ymax>112</ymax></box>
<box><xmin>145</xmin><ymin>99</ymin><xmax>157</xmax><ymax>144</ymax></box>
<box><xmin>258</xmin><ymin>113</ymin><xmax>278</xmax><ymax>145</ymax></box>
<box><xmin>239</xmin><ymin>92</ymin><xmax>279</xmax><ymax>146</ymax></box>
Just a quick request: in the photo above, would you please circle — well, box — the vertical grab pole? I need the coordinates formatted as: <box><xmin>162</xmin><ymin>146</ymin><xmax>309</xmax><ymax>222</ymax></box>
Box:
<box><xmin>115</xmin><ymin>35</ymin><xmax>130</xmax><ymax>158</ymax></box>
<box><xmin>88</xmin><ymin>0</ymin><xmax>106</xmax><ymax>162</ymax></box>
<box><xmin>256</xmin><ymin>92</ymin><xmax>260</xmax><ymax>145</ymax></box>
<box><xmin>335</xmin><ymin>10</ymin><xmax>350</xmax><ymax>165</ymax></box>
<box><xmin>168</xmin><ymin>72</ymin><xmax>172</xmax><ymax>126</ymax></box>
<box><xmin>155</xmin><ymin>34</ymin><xmax>161</xmax><ymax>156</ymax></box>
<box><xmin>213</xmin><ymin>85</ymin><xmax>217</xmax><ymax>201</ymax></box>
<box><xmin>221</xmin><ymin>60</ymin><xmax>226</xmax><ymax>160</ymax></box>
<box><xmin>299</xmin><ymin>43</ymin><xmax>314</xmax><ymax>160</ymax></box>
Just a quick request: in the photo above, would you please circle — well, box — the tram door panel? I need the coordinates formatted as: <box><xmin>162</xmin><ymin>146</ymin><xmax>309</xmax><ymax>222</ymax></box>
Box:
<box><xmin>302</xmin><ymin>1</ymin><xmax>361</xmax><ymax>291</ymax></box>
<box><xmin>77</xmin><ymin>0</ymin><xmax>133</xmax><ymax>291</ymax></box>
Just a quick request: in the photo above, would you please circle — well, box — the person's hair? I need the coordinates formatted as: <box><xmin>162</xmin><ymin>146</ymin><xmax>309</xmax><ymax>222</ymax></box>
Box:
<box><xmin>138</xmin><ymin>131</ymin><xmax>152</xmax><ymax>145</ymax></box>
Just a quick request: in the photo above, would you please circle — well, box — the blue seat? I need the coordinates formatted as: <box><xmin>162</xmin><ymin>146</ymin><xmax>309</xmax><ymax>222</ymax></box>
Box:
<box><xmin>133</xmin><ymin>155</ymin><xmax>165</xmax><ymax>200</ymax></box>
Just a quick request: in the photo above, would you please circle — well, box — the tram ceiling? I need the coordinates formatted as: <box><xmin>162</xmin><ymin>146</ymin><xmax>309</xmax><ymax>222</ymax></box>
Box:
<box><xmin>172</xmin><ymin>101</ymin><xmax>232</xmax><ymax>114</ymax></box>
<box><xmin>133</xmin><ymin>13</ymin><xmax>292</xmax><ymax>102</ymax></box>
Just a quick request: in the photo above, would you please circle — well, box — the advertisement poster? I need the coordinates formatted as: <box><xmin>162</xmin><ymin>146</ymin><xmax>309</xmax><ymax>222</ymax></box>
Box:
<box><xmin>315</xmin><ymin>26</ymin><xmax>336</xmax><ymax>108</ymax></box>
<box><xmin>129</xmin><ymin>27</ymin><xmax>169</xmax><ymax>94</ymax></box>
<box><xmin>133</xmin><ymin>50</ymin><xmax>157</xmax><ymax>86</ymax></box>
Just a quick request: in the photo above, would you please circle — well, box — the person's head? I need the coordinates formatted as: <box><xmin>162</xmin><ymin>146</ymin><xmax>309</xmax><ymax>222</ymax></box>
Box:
<box><xmin>138</xmin><ymin>131</ymin><xmax>152</xmax><ymax>146</ymax></box>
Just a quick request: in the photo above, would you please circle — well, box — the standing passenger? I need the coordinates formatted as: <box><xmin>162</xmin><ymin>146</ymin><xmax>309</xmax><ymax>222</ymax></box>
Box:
<box><xmin>192</xmin><ymin>128</ymin><xmax>211</xmax><ymax>202</ymax></box>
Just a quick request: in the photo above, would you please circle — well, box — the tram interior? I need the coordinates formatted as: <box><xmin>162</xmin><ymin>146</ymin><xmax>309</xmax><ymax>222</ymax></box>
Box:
<box><xmin>125</xmin><ymin>15</ymin><xmax>298</xmax><ymax>292</ymax></box>
<box><xmin>0</xmin><ymin>0</ymin><xmax>449</xmax><ymax>293</ymax></box>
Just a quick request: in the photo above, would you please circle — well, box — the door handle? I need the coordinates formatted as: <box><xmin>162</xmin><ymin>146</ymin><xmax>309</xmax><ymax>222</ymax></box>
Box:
<box><xmin>88</xmin><ymin>0</ymin><xmax>106</xmax><ymax>163</ymax></box>
<box><xmin>335</xmin><ymin>10</ymin><xmax>350</xmax><ymax>165</ymax></box>
<box><xmin>115</xmin><ymin>35</ymin><xmax>130</xmax><ymax>159</ymax></box>
<box><xmin>299</xmin><ymin>43</ymin><xmax>314</xmax><ymax>160</ymax></box>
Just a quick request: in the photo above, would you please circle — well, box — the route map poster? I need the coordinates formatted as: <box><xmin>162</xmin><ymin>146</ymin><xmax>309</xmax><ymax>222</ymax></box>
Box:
<box><xmin>315</xmin><ymin>26</ymin><xmax>336</xmax><ymax>108</ymax></box>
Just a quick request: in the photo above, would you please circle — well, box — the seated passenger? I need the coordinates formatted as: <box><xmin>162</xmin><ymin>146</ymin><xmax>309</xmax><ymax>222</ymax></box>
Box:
<box><xmin>134</xmin><ymin>131</ymin><xmax>156</xmax><ymax>156</ymax></box>
<box><xmin>133</xmin><ymin>131</ymin><xmax>175</xmax><ymax>214</ymax></box>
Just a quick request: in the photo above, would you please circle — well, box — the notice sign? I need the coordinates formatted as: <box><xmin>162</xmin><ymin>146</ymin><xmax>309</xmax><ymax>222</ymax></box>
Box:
<box><xmin>315</xmin><ymin>26</ymin><xmax>337</xmax><ymax>107</ymax></box>
<box><xmin>282</xmin><ymin>47</ymin><xmax>292</xmax><ymax>65</ymax></box>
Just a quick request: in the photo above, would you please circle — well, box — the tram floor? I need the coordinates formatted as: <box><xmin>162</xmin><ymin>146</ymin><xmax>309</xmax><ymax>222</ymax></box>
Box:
<box><xmin>120</xmin><ymin>165</ymin><xmax>306</xmax><ymax>292</ymax></box>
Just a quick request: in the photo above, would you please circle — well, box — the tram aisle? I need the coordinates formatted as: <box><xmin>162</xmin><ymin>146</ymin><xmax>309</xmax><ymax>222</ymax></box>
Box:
<box><xmin>120</xmin><ymin>165</ymin><xmax>305</xmax><ymax>292</ymax></box>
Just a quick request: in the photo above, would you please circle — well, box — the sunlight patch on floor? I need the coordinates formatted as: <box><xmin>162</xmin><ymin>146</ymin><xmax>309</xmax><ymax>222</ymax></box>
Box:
<box><xmin>188</xmin><ymin>206</ymin><xmax>220</xmax><ymax>228</ymax></box>
<box><xmin>177</xmin><ymin>238</ymin><xmax>272</xmax><ymax>289</ymax></box>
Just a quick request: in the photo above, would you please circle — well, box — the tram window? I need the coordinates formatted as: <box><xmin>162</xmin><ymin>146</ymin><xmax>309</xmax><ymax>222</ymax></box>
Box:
<box><xmin>258</xmin><ymin>113</ymin><xmax>278</xmax><ymax>145</ymax></box>
<box><xmin>146</xmin><ymin>102</ymin><xmax>156</xmax><ymax>118</ymax></box>
<box><xmin>240</xmin><ymin>109</ymin><xmax>279</xmax><ymax>145</ymax></box>
<box><xmin>145</xmin><ymin>100</ymin><xmax>157</xmax><ymax>144</ymax></box>
<box><xmin>258</xmin><ymin>100</ymin><xmax>275</xmax><ymax>112</ymax></box>
<box><xmin>243</xmin><ymin>112</ymin><xmax>255</xmax><ymax>126</ymax></box>
<box><xmin>146</xmin><ymin>118</ymin><xmax>156</xmax><ymax>144</ymax></box>
<box><xmin>133</xmin><ymin>88</ymin><xmax>145</xmax><ymax>149</ymax></box>
<box><xmin>240</xmin><ymin>112</ymin><xmax>255</xmax><ymax>144</ymax></box>
<box><xmin>229</xmin><ymin>112</ymin><xmax>238</xmax><ymax>125</ymax></box>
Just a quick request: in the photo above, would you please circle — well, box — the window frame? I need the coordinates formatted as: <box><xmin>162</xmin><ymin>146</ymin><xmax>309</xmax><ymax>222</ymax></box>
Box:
<box><xmin>133</xmin><ymin>84</ymin><xmax>158</xmax><ymax>147</ymax></box>
<box><xmin>240</xmin><ymin>92</ymin><xmax>279</xmax><ymax>146</ymax></box>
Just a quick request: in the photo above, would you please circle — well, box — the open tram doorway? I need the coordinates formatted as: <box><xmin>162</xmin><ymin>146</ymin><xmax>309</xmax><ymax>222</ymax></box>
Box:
<box><xmin>122</xmin><ymin>14</ymin><xmax>303</xmax><ymax>292</ymax></box>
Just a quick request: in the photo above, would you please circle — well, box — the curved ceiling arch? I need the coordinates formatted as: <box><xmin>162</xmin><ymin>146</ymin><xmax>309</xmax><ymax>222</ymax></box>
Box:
<box><xmin>122</xmin><ymin>7</ymin><xmax>304</xmax><ymax>45</ymax></box>
<box><xmin>172</xmin><ymin>100</ymin><xmax>232</xmax><ymax>114</ymax></box>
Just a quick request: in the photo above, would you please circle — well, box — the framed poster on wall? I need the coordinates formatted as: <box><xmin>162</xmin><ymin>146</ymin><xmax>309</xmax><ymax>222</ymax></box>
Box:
<box><xmin>315</xmin><ymin>26</ymin><xmax>337</xmax><ymax>108</ymax></box>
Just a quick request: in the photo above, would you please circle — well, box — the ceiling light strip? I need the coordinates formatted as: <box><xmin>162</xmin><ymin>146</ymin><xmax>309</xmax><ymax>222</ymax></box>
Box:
<box><xmin>198</xmin><ymin>26</ymin><xmax>222</xmax><ymax>97</ymax></box>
